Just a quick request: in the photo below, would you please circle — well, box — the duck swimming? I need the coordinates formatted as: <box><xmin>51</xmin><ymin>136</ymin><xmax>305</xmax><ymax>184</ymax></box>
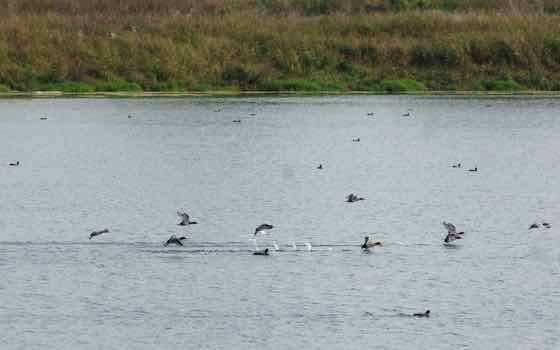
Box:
<box><xmin>442</xmin><ymin>221</ymin><xmax>465</xmax><ymax>243</ymax></box>
<box><xmin>352</xmin><ymin>138</ymin><xmax>360</xmax><ymax>142</ymax></box>
<box><xmin>529</xmin><ymin>223</ymin><xmax>540</xmax><ymax>229</ymax></box>
<box><xmin>413</xmin><ymin>310</ymin><xmax>430</xmax><ymax>318</ymax></box>
<box><xmin>177</xmin><ymin>211</ymin><xmax>198</xmax><ymax>226</ymax></box>
<box><xmin>8</xmin><ymin>161</ymin><xmax>20</xmax><ymax>166</ymax></box>
<box><xmin>542</xmin><ymin>222</ymin><xmax>551</xmax><ymax>228</ymax></box>
<box><xmin>164</xmin><ymin>235</ymin><xmax>187</xmax><ymax>247</ymax></box>
<box><xmin>89</xmin><ymin>228</ymin><xmax>109</xmax><ymax>240</ymax></box>
<box><xmin>468</xmin><ymin>167</ymin><xmax>478</xmax><ymax>172</ymax></box>
<box><xmin>253</xmin><ymin>248</ymin><xmax>269</xmax><ymax>255</ymax></box>
<box><xmin>361</xmin><ymin>236</ymin><xmax>382</xmax><ymax>249</ymax></box>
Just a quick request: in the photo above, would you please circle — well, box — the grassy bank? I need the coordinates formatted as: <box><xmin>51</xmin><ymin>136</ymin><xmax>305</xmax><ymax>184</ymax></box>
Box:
<box><xmin>1</xmin><ymin>0</ymin><xmax>560</xmax><ymax>93</ymax></box>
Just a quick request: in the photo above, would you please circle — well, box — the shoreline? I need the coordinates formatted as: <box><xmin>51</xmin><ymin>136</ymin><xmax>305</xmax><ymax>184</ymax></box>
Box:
<box><xmin>2</xmin><ymin>90</ymin><xmax>560</xmax><ymax>99</ymax></box>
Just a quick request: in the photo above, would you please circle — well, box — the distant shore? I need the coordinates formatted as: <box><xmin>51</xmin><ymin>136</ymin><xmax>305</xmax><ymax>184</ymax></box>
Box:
<box><xmin>2</xmin><ymin>90</ymin><xmax>560</xmax><ymax>99</ymax></box>
<box><xmin>2</xmin><ymin>2</ymin><xmax>560</xmax><ymax>94</ymax></box>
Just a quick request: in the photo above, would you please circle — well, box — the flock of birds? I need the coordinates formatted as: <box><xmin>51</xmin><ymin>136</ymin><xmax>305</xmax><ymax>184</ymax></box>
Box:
<box><xmin>7</xmin><ymin>105</ymin><xmax>554</xmax><ymax>321</ymax></box>
<box><xmin>8</xmin><ymin>109</ymin><xmax>552</xmax><ymax>256</ymax></box>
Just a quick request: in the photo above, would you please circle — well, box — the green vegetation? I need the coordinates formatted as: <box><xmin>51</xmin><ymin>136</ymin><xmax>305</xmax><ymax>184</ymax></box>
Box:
<box><xmin>380</xmin><ymin>80</ymin><xmax>427</xmax><ymax>93</ymax></box>
<box><xmin>1</xmin><ymin>0</ymin><xmax>560</xmax><ymax>93</ymax></box>
<box><xmin>258</xmin><ymin>79</ymin><xmax>344</xmax><ymax>92</ymax></box>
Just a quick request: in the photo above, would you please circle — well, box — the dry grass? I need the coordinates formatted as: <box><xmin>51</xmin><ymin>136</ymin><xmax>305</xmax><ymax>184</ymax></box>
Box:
<box><xmin>1</xmin><ymin>1</ymin><xmax>560</xmax><ymax>91</ymax></box>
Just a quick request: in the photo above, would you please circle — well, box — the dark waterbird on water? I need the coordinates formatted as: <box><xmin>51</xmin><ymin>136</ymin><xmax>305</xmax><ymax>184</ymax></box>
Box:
<box><xmin>346</xmin><ymin>193</ymin><xmax>365</xmax><ymax>203</ymax></box>
<box><xmin>352</xmin><ymin>138</ymin><xmax>360</xmax><ymax>142</ymax></box>
<box><xmin>232</xmin><ymin>119</ymin><xmax>241</xmax><ymax>123</ymax></box>
<box><xmin>40</xmin><ymin>116</ymin><xmax>48</xmax><ymax>120</ymax></box>
<box><xmin>452</xmin><ymin>162</ymin><xmax>461</xmax><ymax>168</ymax></box>
<box><xmin>164</xmin><ymin>235</ymin><xmax>187</xmax><ymax>247</ymax></box>
<box><xmin>542</xmin><ymin>222</ymin><xmax>551</xmax><ymax>228</ymax></box>
<box><xmin>254</xmin><ymin>224</ymin><xmax>274</xmax><ymax>236</ymax></box>
<box><xmin>468</xmin><ymin>167</ymin><xmax>478</xmax><ymax>172</ymax></box>
<box><xmin>361</xmin><ymin>236</ymin><xmax>382</xmax><ymax>250</ymax></box>
<box><xmin>413</xmin><ymin>310</ymin><xmax>430</xmax><ymax>318</ymax></box>
<box><xmin>317</xmin><ymin>164</ymin><xmax>323</xmax><ymax>170</ymax></box>
<box><xmin>253</xmin><ymin>248</ymin><xmax>269</xmax><ymax>256</ymax></box>
<box><xmin>9</xmin><ymin>161</ymin><xmax>20</xmax><ymax>166</ymax></box>
<box><xmin>89</xmin><ymin>228</ymin><xmax>109</xmax><ymax>240</ymax></box>
<box><xmin>442</xmin><ymin>222</ymin><xmax>464</xmax><ymax>243</ymax></box>
<box><xmin>177</xmin><ymin>211</ymin><xmax>198</xmax><ymax>226</ymax></box>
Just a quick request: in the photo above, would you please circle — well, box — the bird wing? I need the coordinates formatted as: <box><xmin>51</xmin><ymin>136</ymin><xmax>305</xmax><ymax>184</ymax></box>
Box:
<box><xmin>177</xmin><ymin>211</ymin><xmax>189</xmax><ymax>220</ymax></box>
<box><xmin>442</xmin><ymin>222</ymin><xmax>456</xmax><ymax>235</ymax></box>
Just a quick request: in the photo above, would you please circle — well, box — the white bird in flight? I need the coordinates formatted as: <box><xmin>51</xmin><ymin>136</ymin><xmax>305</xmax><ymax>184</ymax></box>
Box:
<box><xmin>177</xmin><ymin>211</ymin><xmax>198</xmax><ymax>226</ymax></box>
<box><xmin>442</xmin><ymin>221</ymin><xmax>465</xmax><ymax>243</ymax></box>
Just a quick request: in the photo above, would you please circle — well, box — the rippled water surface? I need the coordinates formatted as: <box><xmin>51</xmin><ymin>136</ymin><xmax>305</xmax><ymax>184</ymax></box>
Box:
<box><xmin>1</xmin><ymin>96</ymin><xmax>559</xmax><ymax>349</ymax></box>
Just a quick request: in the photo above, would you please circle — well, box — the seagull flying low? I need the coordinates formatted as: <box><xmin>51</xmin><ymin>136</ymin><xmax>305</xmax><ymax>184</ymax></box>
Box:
<box><xmin>89</xmin><ymin>228</ymin><xmax>109</xmax><ymax>240</ymax></box>
<box><xmin>346</xmin><ymin>193</ymin><xmax>365</xmax><ymax>203</ymax></box>
<box><xmin>177</xmin><ymin>211</ymin><xmax>198</xmax><ymax>226</ymax></box>
<box><xmin>442</xmin><ymin>222</ymin><xmax>465</xmax><ymax>243</ymax></box>
<box><xmin>164</xmin><ymin>234</ymin><xmax>187</xmax><ymax>247</ymax></box>
<box><xmin>361</xmin><ymin>236</ymin><xmax>382</xmax><ymax>249</ymax></box>
<box><xmin>254</xmin><ymin>224</ymin><xmax>274</xmax><ymax>236</ymax></box>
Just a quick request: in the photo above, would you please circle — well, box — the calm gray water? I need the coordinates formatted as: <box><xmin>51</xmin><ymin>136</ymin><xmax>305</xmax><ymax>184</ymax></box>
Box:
<box><xmin>1</xmin><ymin>95</ymin><xmax>559</xmax><ymax>349</ymax></box>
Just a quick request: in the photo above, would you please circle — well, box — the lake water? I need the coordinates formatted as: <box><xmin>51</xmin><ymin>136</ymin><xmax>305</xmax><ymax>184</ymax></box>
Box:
<box><xmin>1</xmin><ymin>95</ymin><xmax>559</xmax><ymax>349</ymax></box>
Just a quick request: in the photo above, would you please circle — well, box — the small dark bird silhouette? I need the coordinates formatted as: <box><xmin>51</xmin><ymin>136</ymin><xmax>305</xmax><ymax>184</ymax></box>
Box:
<box><xmin>413</xmin><ymin>310</ymin><xmax>430</xmax><ymax>317</ymax></box>
<box><xmin>253</xmin><ymin>248</ymin><xmax>269</xmax><ymax>255</ymax></box>
<box><xmin>254</xmin><ymin>224</ymin><xmax>274</xmax><ymax>236</ymax></box>
<box><xmin>346</xmin><ymin>193</ymin><xmax>365</xmax><ymax>203</ymax></box>
<box><xmin>9</xmin><ymin>161</ymin><xmax>20</xmax><ymax>166</ymax></box>
<box><xmin>361</xmin><ymin>236</ymin><xmax>382</xmax><ymax>249</ymax></box>
<box><xmin>89</xmin><ymin>228</ymin><xmax>109</xmax><ymax>240</ymax></box>
<box><xmin>529</xmin><ymin>223</ymin><xmax>540</xmax><ymax>229</ymax></box>
<box><xmin>317</xmin><ymin>164</ymin><xmax>323</xmax><ymax>170</ymax></box>
<box><xmin>164</xmin><ymin>235</ymin><xmax>187</xmax><ymax>247</ymax></box>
